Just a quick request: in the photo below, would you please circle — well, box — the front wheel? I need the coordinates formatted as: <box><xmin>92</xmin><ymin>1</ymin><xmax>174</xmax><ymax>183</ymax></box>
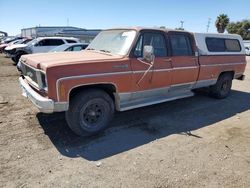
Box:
<box><xmin>209</xmin><ymin>73</ymin><xmax>233</xmax><ymax>99</ymax></box>
<box><xmin>12</xmin><ymin>52</ymin><xmax>26</xmax><ymax>65</ymax></box>
<box><xmin>65</xmin><ymin>89</ymin><xmax>114</xmax><ymax>137</ymax></box>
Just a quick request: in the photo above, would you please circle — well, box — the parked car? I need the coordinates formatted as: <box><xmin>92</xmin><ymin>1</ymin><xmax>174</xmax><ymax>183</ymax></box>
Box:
<box><xmin>245</xmin><ymin>47</ymin><xmax>250</xmax><ymax>56</ymax></box>
<box><xmin>50</xmin><ymin>43</ymin><xmax>88</xmax><ymax>52</ymax></box>
<box><xmin>0</xmin><ymin>36</ymin><xmax>11</xmax><ymax>44</ymax></box>
<box><xmin>0</xmin><ymin>42</ymin><xmax>11</xmax><ymax>53</ymax></box>
<box><xmin>0</xmin><ymin>36</ymin><xmax>23</xmax><ymax>45</ymax></box>
<box><xmin>0</xmin><ymin>39</ymin><xmax>24</xmax><ymax>53</ymax></box>
<box><xmin>16</xmin><ymin>42</ymin><xmax>88</xmax><ymax>71</ymax></box>
<box><xmin>18</xmin><ymin>27</ymin><xmax>246</xmax><ymax>137</ymax></box>
<box><xmin>4</xmin><ymin>38</ymin><xmax>33</xmax><ymax>57</ymax></box>
<box><xmin>10</xmin><ymin>37</ymin><xmax>80</xmax><ymax>65</ymax></box>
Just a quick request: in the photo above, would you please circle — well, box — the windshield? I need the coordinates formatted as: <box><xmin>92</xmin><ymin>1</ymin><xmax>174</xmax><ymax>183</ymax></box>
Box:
<box><xmin>22</xmin><ymin>39</ymin><xmax>32</xmax><ymax>44</ymax></box>
<box><xmin>87</xmin><ymin>29</ymin><xmax>137</xmax><ymax>56</ymax></box>
<box><xmin>15</xmin><ymin>40</ymin><xmax>25</xmax><ymax>44</ymax></box>
<box><xmin>10</xmin><ymin>40</ymin><xmax>20</xmax><ymax>45</ymax></box>
<box><xmin>26</xmin><ymin>39</ymin><xmax>38</xmax><ymax>46</ymax></box>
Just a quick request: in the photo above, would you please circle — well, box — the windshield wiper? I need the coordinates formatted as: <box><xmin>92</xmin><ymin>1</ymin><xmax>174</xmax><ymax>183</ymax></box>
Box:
<box><xmin>99</xmin><ymin>49</ymin><xmax>111</xmax><ymax>53</ymax></box>
<box><xmin>86</xmin><ymin>48</ymin><xmax>95</xmax><ymax>50</ymax></box>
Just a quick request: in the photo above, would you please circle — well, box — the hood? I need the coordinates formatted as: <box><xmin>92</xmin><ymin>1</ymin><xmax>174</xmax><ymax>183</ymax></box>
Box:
<box><xmin>21</xmin><ymin>51</ymin><xmax>124</xmax><ymax>71</ymax></box>
<box><xmin>0</xmin><ymin>44</ymin><xmax>7</xmax><ymax>48</ymax></box>
<box><xmin>5</xmin><ymin>44</ymin><xmax>27</xmax><ymax>50</ymax></box>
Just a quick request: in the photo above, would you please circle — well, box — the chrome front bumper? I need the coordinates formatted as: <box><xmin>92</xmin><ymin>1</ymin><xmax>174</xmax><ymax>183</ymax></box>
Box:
<box><xmin>19</xmin><ymin>77</ymin><xmax>68</xmax><ymax>113</ymax></box>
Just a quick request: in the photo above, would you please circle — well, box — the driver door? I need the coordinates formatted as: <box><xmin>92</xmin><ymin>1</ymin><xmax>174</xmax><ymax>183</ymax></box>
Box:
<box><xmin>130</xmin><ymin>31</ymin><xmax>172</xmax><ymax>99</ymax></box>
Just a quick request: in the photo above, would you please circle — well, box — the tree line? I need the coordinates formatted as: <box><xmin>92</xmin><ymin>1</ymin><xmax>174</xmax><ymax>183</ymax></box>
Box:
<box><xmin>216</xmin><ymin>14</ymin><xmax>250</xmax><ymax>40</ymax></box>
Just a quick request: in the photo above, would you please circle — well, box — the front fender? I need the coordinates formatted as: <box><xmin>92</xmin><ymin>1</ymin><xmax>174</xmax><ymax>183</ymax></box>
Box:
<box><xmin>56</xmin><ymin>77</ymin><xmax>118</xmax><ymax>102</ymax></box>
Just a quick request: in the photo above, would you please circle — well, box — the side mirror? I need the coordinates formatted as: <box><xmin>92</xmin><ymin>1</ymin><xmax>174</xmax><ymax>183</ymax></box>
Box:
<box><xmin>143</xmin><ymin>45</ymin><xmax>154</xmax><ymax>62</ymax></box>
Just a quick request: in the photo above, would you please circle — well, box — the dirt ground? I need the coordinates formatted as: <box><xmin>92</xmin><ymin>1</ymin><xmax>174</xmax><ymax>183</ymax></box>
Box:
<box><xmin>0</xmin><ymin>54</ymin><xmax>250</xmax><ymax>188</ymax></box>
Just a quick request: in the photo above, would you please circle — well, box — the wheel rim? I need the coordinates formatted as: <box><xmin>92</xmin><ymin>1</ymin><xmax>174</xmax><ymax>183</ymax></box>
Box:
<box><xmin>79</xmin><ymin>99</ymin><xmax>105</xmax><ymax>129</ymax></box>
<box><xmin>221</xmin><ymin>79</ymin><xmax>231</xmax><ymax>94</ymax></box>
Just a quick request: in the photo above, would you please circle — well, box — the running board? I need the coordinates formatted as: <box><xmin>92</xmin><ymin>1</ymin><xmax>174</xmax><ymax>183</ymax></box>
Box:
<box><xmin>119</xmin><ymin>91</ymin><xmax>194</xmax><ymax>111</ymax></box>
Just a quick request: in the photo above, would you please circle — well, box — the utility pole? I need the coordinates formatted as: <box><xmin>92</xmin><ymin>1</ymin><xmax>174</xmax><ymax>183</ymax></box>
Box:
<box><xmin>180</xmin><ymin>20</ymin><xmax>184</xmax><ymax>29</ymax></box>
<box><xmin>67</xmin><ymin>18</ymin><xmax>69</xmax><ymax>26</ymax></box>
<box><xmin>207</xmin><ymin>18</ymin><xmax>211</xmax><ymax>32</ymax></box>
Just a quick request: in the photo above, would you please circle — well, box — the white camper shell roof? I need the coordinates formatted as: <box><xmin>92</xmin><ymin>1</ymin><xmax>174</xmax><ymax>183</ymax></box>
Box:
<box><xmin>193</xmin><ymin>33</ymin><xmax>245</xmax><ymax>56</ymax></box>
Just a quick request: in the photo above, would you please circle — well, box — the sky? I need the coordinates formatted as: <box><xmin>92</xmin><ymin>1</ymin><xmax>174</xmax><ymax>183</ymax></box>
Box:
<box><xmin>0</xmin><ymin>0</ymin><xmax>249</xmax><ymax>36</ymax></box>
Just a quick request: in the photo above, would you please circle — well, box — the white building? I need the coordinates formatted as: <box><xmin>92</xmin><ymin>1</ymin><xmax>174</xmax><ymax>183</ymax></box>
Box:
<box><xmin>21</xmin><ymin>26</ymin><xmax>101</xmax><ymax>42</ymax></box>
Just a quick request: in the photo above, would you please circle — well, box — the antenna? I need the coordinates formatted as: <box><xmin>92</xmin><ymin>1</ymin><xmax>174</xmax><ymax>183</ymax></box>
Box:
<box><xmin>207</xmin><ymin>18</ymin><xmax>211</xmax><ymax>32</ymax></box>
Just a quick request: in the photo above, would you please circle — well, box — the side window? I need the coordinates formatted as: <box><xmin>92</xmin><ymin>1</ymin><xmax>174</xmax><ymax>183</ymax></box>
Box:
<box><xmin>169</xmin><ymin>34</ymin><xmax>193</xmax><ymax>56</ymax></box>
<box><xmin>49</xmin><ymin>39</ymin><xmax>64</xmax><ymax>46</ymax></box>
<box><xmin>206</xmin><ymin>38</ymin><xmax>241</xmax><ymax>52</ymax></box>
<box><xmin>37</xmin><ymin>40</ymin><xmax>46</xmax><ymax>46</ymax></box>
<box><xmin>133</xmin><ymin>33</ymin><xmax>167</xmax><ymax>57</ymax></box>
<box><xmin>38</xmin><ymin>39</ymin><xmax>64</xmax><ymax>46</ymax></box>
<box><xmin>72</xmin><ymin>46</ymin><xmax>82</xmax><ymax>51</ymax></box>
<box><xmin>82</xmin><ymin>44</ymin><xmax>88</xmax><ymax>49</ymax></box>
<box><xmin>134</xmin><ymin>35</ymin><xmax>143</xmax><ymax>57</ymax></box>
<box><xmin>206</xmin><ymin>38</ymin><xmax>226</xmax><ymax>52</ymax></box>
<box><xmin>65</xmin><ymin>47</ymin><xmax>73</xmax><ymax>51</ymax></box>
<box><xmin>225</xmin><ymin>39</ymin><xmax>241</xmax><ymax>52</ymax></box>
<box><xmin>66</xmin><ymin>39</ymin><xmax>77</xmax><ymax>43</ymax></box>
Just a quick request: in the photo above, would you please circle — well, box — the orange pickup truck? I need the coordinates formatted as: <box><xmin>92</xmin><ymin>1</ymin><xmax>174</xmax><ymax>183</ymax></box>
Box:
<box><xmin>18</xmin><ymin>27</ymin><xmax>246</xmax><ymax>136</ymax></box>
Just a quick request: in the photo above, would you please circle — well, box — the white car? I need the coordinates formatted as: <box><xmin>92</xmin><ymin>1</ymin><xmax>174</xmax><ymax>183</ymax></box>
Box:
<box><xmin>9</xmin><ymin>37</ymin><xmax>80</xmax><ymax>64</ymax></box>
<box><xmin>245</xmin><ymin>47</ymin><xmax>250</xmax><ymax>56</ymax></box>
<box><xmin>4</xmin><ymin>38</ymin><xmax>32</xmax><ymax>57</ymax></box>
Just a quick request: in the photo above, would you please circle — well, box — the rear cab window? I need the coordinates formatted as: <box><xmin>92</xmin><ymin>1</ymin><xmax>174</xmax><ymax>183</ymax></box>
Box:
<box><xmin>206</xmin><ymin>37</ymin><xmax>241</xmax><ymax>52</ymax></box>
<box><xmin>169</xmin><ymin>34</ymin><xmax>193</xmax><ymax>56</ymax></box>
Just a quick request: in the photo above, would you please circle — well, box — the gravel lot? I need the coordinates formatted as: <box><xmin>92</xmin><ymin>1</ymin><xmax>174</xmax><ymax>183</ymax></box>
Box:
<box><xmin>0</xmin><ymin>54</ymin><xmax>250</xmax><ymax>188</ymax></box>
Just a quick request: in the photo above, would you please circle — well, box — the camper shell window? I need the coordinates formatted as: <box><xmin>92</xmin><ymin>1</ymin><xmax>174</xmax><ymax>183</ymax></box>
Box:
<box><xmin>206</xmin><ymin>37</ymin><xmax>241</xmax><ymax>52</ymax></box>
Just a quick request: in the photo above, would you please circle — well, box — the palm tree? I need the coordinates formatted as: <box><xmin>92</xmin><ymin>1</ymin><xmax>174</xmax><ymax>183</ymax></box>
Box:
<box><xmin>215</xmin><ymin>14</ymin><xmax>230</xmax><ymax>33</ymax></box>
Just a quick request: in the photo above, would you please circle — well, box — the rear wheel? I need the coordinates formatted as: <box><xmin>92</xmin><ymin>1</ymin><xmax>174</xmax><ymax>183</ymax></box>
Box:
<box><xmin>65</xmin><ymin>89</ymin><xmax>114</xmax><ymax>137</ymax></box>
<box><xmin>209</xmin><ymin>73</ymin><xmax>233</xmax><ymax>99</ymax></box>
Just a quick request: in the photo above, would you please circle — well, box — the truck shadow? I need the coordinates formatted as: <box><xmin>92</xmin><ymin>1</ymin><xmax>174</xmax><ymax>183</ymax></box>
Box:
<box><xmin>36</xmin><ymin>90</ymin><xmax>250</xmax><ymax>161</ymax></box>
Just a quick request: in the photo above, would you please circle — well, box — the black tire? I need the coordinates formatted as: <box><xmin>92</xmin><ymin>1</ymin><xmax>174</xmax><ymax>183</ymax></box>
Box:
<box><xmin>12</xmin><ymin>52</ymin><xmax>26</xmax><ymax>65</ymax></box>
<box><xmin>11</xmin><ymin>57</ymin><xmax>16</xmax><ymax>62</ymax></box>
<box><xmin>209</xmin><ymin>73</ymin><xmax>233</xmax><ymax>99</ymax></box>
<box><xmin>65</xmin><ymin>89</ymin><xmax>114</xmax><ymax>137</ymax></box>
<box><xmin>12</xmin><ymin>55</ymin><xmax>19</xmax><ymax>65</ymax></box>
